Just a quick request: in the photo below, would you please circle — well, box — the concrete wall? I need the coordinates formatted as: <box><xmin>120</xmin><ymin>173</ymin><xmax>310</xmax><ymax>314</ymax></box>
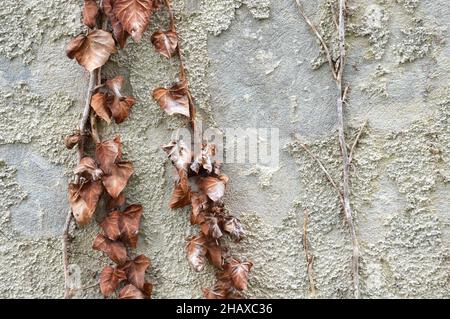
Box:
<box><xmin>0</xmin><ymin>0</ymin><xmax>449</xmax><ymax>298</ymax></box>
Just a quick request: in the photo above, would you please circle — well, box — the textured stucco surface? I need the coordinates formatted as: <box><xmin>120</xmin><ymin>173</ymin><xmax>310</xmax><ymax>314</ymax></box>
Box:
<box><xmin>0</xmin><ymin>0</ymin><xmax>449</xmax><ymax>298</ymax></box>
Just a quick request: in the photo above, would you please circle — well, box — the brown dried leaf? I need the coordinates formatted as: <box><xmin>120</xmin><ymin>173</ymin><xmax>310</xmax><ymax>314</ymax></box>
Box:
<box><xmin>142</xmin><ymin>282</ymin><xmax>153</xmax><ymax>299</ymax></box>
<box><xmin>200</xmin><ymin>216</ymin><xmax>223</xmax><ymax>239</ymax></box>
<box><xmin>107</xmin><ymin>192</ymin><xmax>126</xmax><ymax>211</ymax></box>
<box><xmin>162</xmin><ymin>139</ymin><xmax>192</xmax><ymax>173</ymax></box>
<box><xmin>109</xmin><ymin>96</ymin><xmax>135</xmax><ymax>124</ymax></box>
<box><xmin>103</xmin><ymin>0</ymin><xmax>130</xmax><ymax>48</ymax></box>
<box><xmin>113</xmin><ymin>0</ymin><xmax>154</xmax><ymax>42</ymax></box>
<box><xmin>100</xmin><ymin>210</ymin><xmax>121</xmax><ymax>240</ymax></box>
<box><xmin>64</xmin><ymin>133</ymin><xmax>81</xmax><ymax>149</ymax></box>
<box><xmin>118</xmin><ymin>284</ymin><xmax>145</xmax><ymax>299</ymax></box>
<box><xmin>198</xmin><ymin>176</ymin><xmax>227</xmax><ymax>202</ymax></box>
<box><xmin>202</xmin><ymin>280</ymin><xmax>231</xmax><ymax>299</ymax></box>
<box><xmin>92</xmin><ymin>233</ymin><xmax>127</xmax><ymax>265</ymax></box>
<box><xmin>153</xmin><ymin>80</ymin><xmax>190</xmax><ymax>117</ymax></box>
<box><xmin>169</xmin><ymin>173</ymin><xmax>191</xmax><ymax>209</ymax></box>
<box><xmin>83</xmin><ymin>0</ymin><xmax>99</xmax><ymax>28</ymax></box>
<box><xmin>151</xmin><ymin>30</ymin><xmax>178</xmax><ymax>59</ymax></box>
<box><xmin>66</xmin><ymin>30</ymin><xmax>117</xmax><ymax>72</ymax></box>
<box><xmin>100</xmin><ymin>266</ymin><xmax>126</xmax><ymax>297</ymax></box>
<box><xmin>186</xmin><ymin>235</ymin><xmax>207</xmax><ymax>272</ymax></box>
<box><xmin>120</xmin><ymin>204</ymin><xmax>143</xmax><ymax>248</ymax></box>
<box><xmin>190</xmin><ymin>192</ymin><xmax>208</xmax><ymax>225</ymax></box>
<box><xmin>191</xmin><ymin>144</ymin><xmax>216</xmax><ymax>174</ymax></box>
<box><xmin>91</xmin><ymin>92</ymin><xmax>111</xmax><ymax>124</ymax></box>
<box><xmin>96</xmin><ymin>137</ymin><xmax>122</xmax><ymax>174</ymax></box>
<box><xmin>205</xmin><ymin>238</ymin><xmax>223</xmax><ymax>269</ymax></box>
<box><xmin>68</xmin><ymin>181</ymin><xmax>103</xmax><ymax>225</ymax></box>
<box><xmin>73</xmin><ymin>157</ymin><xmax>103</xmax><ymax>181</ymax></box>
<box><xmin>227</xmin><ymin>259</ymin><xmax>253</xmax><ymax>291</ymax></box>
<box><xmin>102</xmin><ymin>161</ymin><xmax>134</xmax><ymax>199</ymax></box>
<box><xmin>223</xmin><ymin>217</ymin><xmax>245</xmax><ymax>241</ymax></box>
<box><xmin>106</xmin><ymin>75</ymin><xmax>125</xmax><ymax>97</ymax></box>
<box><xmin>66</xmin><ymin>35</ymin><xmax>85</xmax><ymax>59</ymax></box>
<box><xmin>120</xmin><ymin>254</ymin><xmax>150</xmax><ymax>289</ymax></box>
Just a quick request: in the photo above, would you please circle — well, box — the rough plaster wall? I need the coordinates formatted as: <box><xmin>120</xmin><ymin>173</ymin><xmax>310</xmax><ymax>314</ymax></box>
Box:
<box><xmin>0</xmin><ymin>0</ymin><xmax>448</xmax><ymax>298</ymax></box>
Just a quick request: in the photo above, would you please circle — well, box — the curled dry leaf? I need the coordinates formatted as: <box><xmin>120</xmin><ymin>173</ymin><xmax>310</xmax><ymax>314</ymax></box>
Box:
<box><xmin>106</xmin><ymin>75</ymin><xmax>125</xmax><ymax>97</ymax></box>
<box><xmin>169</xmin><ymin>173</ymin><xmax>191</xmax><ymax>209</ymax></box>
<box><xmin>120</xmin><ymin>204</ymin><xmax>143</xmax><ymax>248</ymax></box>
<box><xmin>204</xmin><ymin>238</ymin><xmax>223</xmax><ymax>269</ymax></box>
<box><xmin>118</xmin><ymin>284</ymin><xmax>145</xmax><ymax>299</ymax></box>
<box><xmin>109</xmin><ymin>96</ymin><xmax>135</xmax><ymax>124</ymax></box>
<box><xmin>223</xmin><ymin>217</ymin><xmax>245</xmax><ymax>241</ymax></box>
<box><xmin>68</xmin><ymin>181</ymin><xmax>102</xmax><ymax>225</ymax></box>
<box><xmin>162</xmin><ymin>139</ymin><xmax>192</xmax><ymax>173</ymax></box>
<box><xmin>102</xmin><ymin>161</ymin><xmax>134</xmax><ymax>199</ymax></box>
<box><xmin>66</xmin><ymin>30</ymin><xmax>117</xmax><ymax>72</ymax></box>
<box><xmin>73</xmin><ymin>157</ymin><xmax>103</xmax><ymax>181</ymax></box>
<box><xmin>201</xmin><ymin>216</ymin><xmax>223</xmax><ymax>239</ymax></box>
<box><xmin>187</xmin><ymin>233</ymin><xmax>223</xmax><ymax>271</ymax></box>
<box><xmin>100</xmin><ymin>210</ymin><xmax>121</xmax><ymax>241</ymax></box>
<box><xmin>227</xmin><ymin>259</ymin><xmax>253</xmax><ymax>291</ymax></box>
<box><xmin>198</xmin><ymin>176</ymin><xmax>228</xmax><ymax>202</ymax></box>
<box><xmin>120</xmin><ymin>254</ymin><xmax>150</xmax><ymax>289</ymax></box>
<box><xmin>153</xmin><ymin>80</ymin><xmax>190</xmax><ymax>117</ymax></box>
<box><xmin>92</xmin><ymin>233</ymin><xmax>127</xmax><ymax>265</ymax></box>
<box><xmin>190</xmin><ymin>192</ymin><xmax>208</xmax><ymax>225</ymax></box>
<box><xmin>83</xmin><ymin>0</ymin><xmax>99</xmax><ymax>28</ymax></box>
<box><xmin>100</xmin><ymin>266</ymin><xmax>126</xmax><ymax>297</ymax></box>
<box><xmin>112</xmin><ymin>0</ymin><xmax>154</xmax><ymax>42</ymax></box>
<box><xmin>186</xmin><ymin>235</ymin><xmax>207</xmax><ymax>272</ymax></box>
<box><xmin>151</xmin><ymin>30</ymin><xmax>178</xmax><ymax>59</ymax></box>
<box><xmin>191</xmin><ymin>144</ymin><xmax>216</xmax><ymax>174</ymax></box>
<box><xmin>64</xmin><ymin>133</ymin><xmax>81</xmax><ymax>149</ymax></box>
<box><xmin>91</xmin><ymin>92</ymin><xmax>112</xmax><ymax>124</ymax></box>
<box><xmin>96</xmin><ymin>137</ymin><xmax>122</xmax><ymax>174</ymax></box>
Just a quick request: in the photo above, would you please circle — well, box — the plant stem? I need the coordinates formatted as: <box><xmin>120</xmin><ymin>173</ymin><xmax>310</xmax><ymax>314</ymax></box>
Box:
<box><xmin>295</xmin><ymin>0</ymin><xmax>360</xmax><ymax>298</ymax></box>
<box><xmin>336</xmin><ymin>0</ymin><xmax>360</xmax><ymax>299</ymax></box>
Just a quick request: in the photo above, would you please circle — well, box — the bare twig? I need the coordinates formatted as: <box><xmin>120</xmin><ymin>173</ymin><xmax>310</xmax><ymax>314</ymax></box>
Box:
<box><xmin>71</xmin><ymin>282</ymin><xmax>100</xmax><ymax>292</ymax></box>
<box><xmin>296</xmin><ymin>0</ymin><xmax>361</xmax><ymax>298</ymax></box>
<box><xmin>336</xmin><ymin>0</ymin><xmax>360</xmax><ymax>299</ymax></box>
<box><xmin>349</xmin><ymin>120</ymin><xmax>368</xmax><ymax>164</ymax></box>
<box><xmin>62</xmin><ymin>209</ymin><xmax>73</xmax><ymax>299</ymax></box>
<box><xmin>294</xmin><ymin>0</ymin><xmax>337</xmax><ymax>80</ymax></box>
<box><xmin>303</xmin><ymin>210</ymin><xmax>316</xmax><ymax>297</ymax></box>
<box><xmin>295</xmin><ymin>137</ymin><xmax>344</xmax><ymax>205</ymax></box>
<box><xmin>342</xmin><ymin>85</ymin><xmax>350</xmax><ymax>104</ymax></box>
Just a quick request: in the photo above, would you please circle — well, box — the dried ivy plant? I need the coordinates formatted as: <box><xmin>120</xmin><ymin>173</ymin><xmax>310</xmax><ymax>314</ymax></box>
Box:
<box><xmin>152</xmin><ymin>0</ymin><xmax>253</xmax><ymax>299</ymax></box>
<box><xmin>295</xmin><ymin>0</ymin><xmax>363</xmax><ymax>298</ymax></box>
<box><xmin>62</xmin><ymin>0</ymin><xmax>160</xmax><ymax>299</ymax></box>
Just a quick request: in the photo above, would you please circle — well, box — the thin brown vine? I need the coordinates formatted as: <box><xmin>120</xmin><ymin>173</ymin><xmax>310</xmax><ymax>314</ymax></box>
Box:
<box><xmin>295</xmin><ymin>0</ymin><xmax>361</xmax><ymax>298</ymax></box>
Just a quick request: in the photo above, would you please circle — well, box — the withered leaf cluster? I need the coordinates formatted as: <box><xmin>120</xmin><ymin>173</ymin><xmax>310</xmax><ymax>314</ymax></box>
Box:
<box><xmin>67</xmin><ymin>136</ymin><xmax>151</xmax><ymax>298</ymax></box>
<box><xmin>91</xmin><ymin>76</ymin><xmax>136</xmax><ymax>124</ymax></box>
<box><xmin>67</xmin><ymin>0</ymin><xmax>162</xmax><ymax>71</ymax></box>
<box><xmin>68</xmin><ymin>137</ymin><xmax>133</xmax><ymax>225</ymax></box>
<box><xmin>162</xmin><ymin>140</ymin><xmax>252</xmax><ymax>298</ymax></box>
